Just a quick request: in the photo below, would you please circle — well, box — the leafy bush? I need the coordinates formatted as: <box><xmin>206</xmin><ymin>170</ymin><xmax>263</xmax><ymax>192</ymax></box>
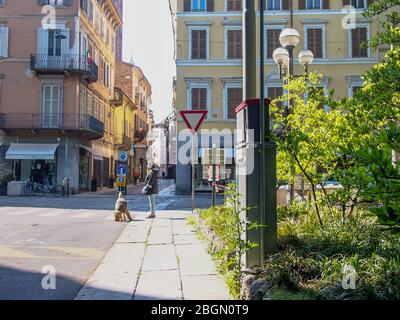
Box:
<box><xmin>260</xmin><ymin>204</ymin><xmax>400</xmax><ymax>300</ymax></box>
<box><xmin>192</xmin><ymin>184</ymin><xmax>261</xmax><ymax>299</ymax></box>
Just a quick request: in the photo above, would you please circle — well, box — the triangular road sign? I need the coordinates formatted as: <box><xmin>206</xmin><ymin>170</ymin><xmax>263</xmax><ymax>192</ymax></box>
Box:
<box><xmin>180</xmin><ymin>110</ymin><xmax>208</xmax><ymax>133</ymax></box>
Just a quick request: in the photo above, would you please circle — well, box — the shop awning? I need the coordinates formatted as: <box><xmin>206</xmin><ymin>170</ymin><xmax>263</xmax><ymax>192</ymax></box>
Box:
<box><xmin>6</xmin><ymin>143</ymin><xmax>59</xmax><ymax>160</ymax></box>
<box><xmin>79</xmin><ymin>145</ymin><xmax>103</xmax><ymax>161</ymax></box>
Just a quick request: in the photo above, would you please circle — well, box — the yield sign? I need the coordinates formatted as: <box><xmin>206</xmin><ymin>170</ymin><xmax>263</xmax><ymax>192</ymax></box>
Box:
<box><xmin>180</xmin><ymin>110</ymin><xmax>208</xmax><ymax>133</ymax></box>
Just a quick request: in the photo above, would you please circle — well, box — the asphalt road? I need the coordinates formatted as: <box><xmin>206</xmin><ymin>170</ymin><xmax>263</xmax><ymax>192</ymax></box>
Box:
<box><xmin>0</xmin><ymin>180</ymin><xmax>175</xmax><ymax>300</ymax></box>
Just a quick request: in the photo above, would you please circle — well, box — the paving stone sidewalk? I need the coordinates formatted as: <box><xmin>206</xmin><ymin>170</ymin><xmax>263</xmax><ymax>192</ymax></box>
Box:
<box><xmin>75</xmin><ymin>209</ymin><xmax>231</xmax><ymax>300</ymax></box>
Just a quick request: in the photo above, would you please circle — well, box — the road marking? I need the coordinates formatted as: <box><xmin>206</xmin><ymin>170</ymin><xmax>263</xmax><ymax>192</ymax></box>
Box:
<box><xmin>0</xmin><ymin>246</ymin><xmax>38</xmax><ymax>259</ymax></box>
<box><xmin>0</xmin><ymin>245</ymin><xmax>104</xmax><ymax>260</ymax></box>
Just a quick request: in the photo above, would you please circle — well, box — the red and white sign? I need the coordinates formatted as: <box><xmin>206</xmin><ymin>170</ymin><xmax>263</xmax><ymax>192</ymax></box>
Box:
<box><xmin>180</xmin><ymin>110</ymin><xmax>208</xmax><ymax>133</ymax></box>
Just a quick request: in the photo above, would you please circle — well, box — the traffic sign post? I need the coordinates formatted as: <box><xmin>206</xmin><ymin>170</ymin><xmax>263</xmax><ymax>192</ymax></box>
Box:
<box><xmin>180</xmin><ymin>110</ymin><xmax>208</xmax><ymax>212</ymax></box>
<box><xmin>116</xmin><ymin>163</ymin><xmax>128</xmax><ymax>195</ymax></box>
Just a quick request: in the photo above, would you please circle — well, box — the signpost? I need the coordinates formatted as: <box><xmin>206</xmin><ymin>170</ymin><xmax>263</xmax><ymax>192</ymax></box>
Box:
<box><xmin>180</xmin><ymin>110</ymin><xmax>208</xmax><ymax>212</ymax></box>
<box><xmin>116</xmin><ymin>163</ymin><xmax>127</xmax><ymax>195</ymax></box>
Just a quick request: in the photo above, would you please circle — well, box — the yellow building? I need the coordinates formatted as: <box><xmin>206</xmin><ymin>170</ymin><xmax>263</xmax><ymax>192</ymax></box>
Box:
<box><xmin>115</xmin><ymin>61</ymin><xmax>153</xmax><ymax>181</ymax></box>
<box><xmin>112</xmin><ymin>87</ymin><xmax>137</xmax><ymax>183</ymax></box>
<box><xmin>172</xmin><ymin>0</ymin><xmax>383</xmax><ymax>194</ymax></box>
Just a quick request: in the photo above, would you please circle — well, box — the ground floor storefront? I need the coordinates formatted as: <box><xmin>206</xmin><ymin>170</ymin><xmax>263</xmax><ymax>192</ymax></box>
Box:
<box><xmin>176</xmin><ymin>139</ymin><xmax>236</xmax><ymax>194</ymax></box>
<box><xmin>1</xmin><ymin>136</ymin><xmax>115</xmax><ymax>193</ymax></box>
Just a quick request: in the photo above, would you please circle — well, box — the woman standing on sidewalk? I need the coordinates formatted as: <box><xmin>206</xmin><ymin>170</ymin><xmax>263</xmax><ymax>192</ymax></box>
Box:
<box><xmin>144</xmin><ymin>162</ymin><xmax>159</xmax><ymax>219</ymax></box>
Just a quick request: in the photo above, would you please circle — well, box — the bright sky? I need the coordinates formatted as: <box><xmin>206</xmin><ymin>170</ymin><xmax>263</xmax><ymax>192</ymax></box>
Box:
<box><xmin>122</xmin><ymin>0</ymin><xmax>176</xmax><ymax>124</ymax></box>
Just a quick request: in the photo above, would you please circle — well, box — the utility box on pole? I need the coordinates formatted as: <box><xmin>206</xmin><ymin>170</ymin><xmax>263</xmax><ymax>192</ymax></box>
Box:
<box><xmin>236</xmin><ymin>99</ymin><xmax>268</xmax><ymax>267</ymax></box>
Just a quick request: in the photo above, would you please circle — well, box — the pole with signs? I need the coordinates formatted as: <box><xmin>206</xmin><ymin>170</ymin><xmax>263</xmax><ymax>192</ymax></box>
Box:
<box><xmin>180</xmin><ymin>110</ymin><xmax>208</xmax><ymax>212</ymax></box>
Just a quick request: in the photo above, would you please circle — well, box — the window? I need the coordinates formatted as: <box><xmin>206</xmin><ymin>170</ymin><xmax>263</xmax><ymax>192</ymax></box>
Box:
<box><xmin>191</xmin><ymin>88</ymin><xmax>208</xmax><ymax>111</ymax></box>
<box><xmin>47</xmin><ymin>0</ymin><xmax>65</xmax><ymax>5</ymax></box>
<box><xmin>266</xmin><ymin>28</ymin><xmax>282</xmax><ymax>59</ymax></box>
<box><xmin>307</xmin><ymin>0</ymin><xmax>321</xmax><ymax>9</ymax></box>
<box><xmin>351</xmin><ymin>0</ymin><xmax>366</xmax><ymax>8</ymax></box>
<box><xmin>191</xmin><ymin>29</ymin><xmax>207</xmax><ymax>59</ymax></box>
<box><xmin>41</xmin><ymin>84</ymin><xmax>62</xmax><ymax>128</ymax></box>
<box><xmin>227</xmin><ymin>29</ymin><xmax>242</xmax><ymax>59</ymax></box>
<box><xmin>306</xmin><ymin>27</ymin><xmax>324</xmax><ymax>58</ymax></box>
<box><xmin>227</xmin><ymin>0</ymin><xmax>242</xmax><ymax>11</ymax></box>
<box><xmin>227</xmin><ymin>87</ymin><xmax>242</xmax><ymax>119</ymax></box>
<box><xmin>351</xmin><ymin>27</ymin><xmax>368</xmax><ymax>57</ymax></box>
<box><xmin>48</xmin><ymin>30</ymin><xmax>62</xmax><ymax>56</ymax></box>
<box><xmin>0</xmin><ymin>26</ymin><xmax>9</xmax><ymax>58</ymax></box>
<box><xmin>184</xmin><ymin>0</ymin><xmax>214</xmax><ymax>12</ymax></box>
<box><xmin>267</xmin><ymin>87</ymin><xmax>283</xmax><ymax>108</ymax></box>
<box><xmin>192</xmin><ymin>0</ymin><xmax>206</xmax><ymax>11</ymax></box>
<box><xmin>267</xmin><ymin>0</ymin><xmax>281</xmax><ymax>10</ymax></box>
<box><xmin>87</xmin><ymin>91</ymin><xmax>93</xmax><ymax>116</ymax></box>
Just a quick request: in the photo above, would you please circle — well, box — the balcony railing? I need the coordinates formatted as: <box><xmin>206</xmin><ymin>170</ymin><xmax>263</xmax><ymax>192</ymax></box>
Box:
<box><xmin>0</xmin><ymin>113</ymin><xmax>104</xmax><ymax>140</ymax></box>
<box><xmin>115</xmin><ymin>134</ymin><xmax>133</xmax><ymax>147</ymax></box>
<box><xmin>30</xmin><ymin>54</ymin><xmax>99</xmax><ymax>84</ymax></box>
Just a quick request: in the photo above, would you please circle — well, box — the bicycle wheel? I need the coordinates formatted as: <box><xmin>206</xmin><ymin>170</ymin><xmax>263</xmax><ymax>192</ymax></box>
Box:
<box><xmin>34</xmin><ymin>184</ymin><xmax>46</xmax><ymax>197</ymax></box>
<box><xmin>23</xmin><ymin>184</ymin><xmax>32</xmax><ymax>197</ymax></box>
<box><xmin>52</xmin><ymin>185</ymin><xmax>64</xmax><ymax>197</ymax></box>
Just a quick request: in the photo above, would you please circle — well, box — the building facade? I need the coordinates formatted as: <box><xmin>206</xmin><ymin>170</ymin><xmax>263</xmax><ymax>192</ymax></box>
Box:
<box><xmin>111</xmin><ymin>0</ymin><xmax>123</xmax><ymax>61</ymax></box>
<box><xmin>172</xmin><ymin>0</ymin><xmax>382</xmax><ymax>194</ymax></box>
<box><xmin>0</xmin><ymin>0</ymin><xmax>121</xmax><ymax>192</ymax></box>
<box><xmin>115</xmin><ymin>60</ymin><xmax>153</xmax><ymax>181</ymax></box>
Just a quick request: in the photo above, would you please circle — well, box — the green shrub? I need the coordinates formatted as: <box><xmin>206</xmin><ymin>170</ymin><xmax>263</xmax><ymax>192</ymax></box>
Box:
<box><xmin>194</xmin><ymin>184</ymin><xmax>261</xmax><ymax>299</ymax></box>
<box><xmin>263</xmin><ymin>204</ymin><xmax>400</xmax><ymax>300</ymax></box>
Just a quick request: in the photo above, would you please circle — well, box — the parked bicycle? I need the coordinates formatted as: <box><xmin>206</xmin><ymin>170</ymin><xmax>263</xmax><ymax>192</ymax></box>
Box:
<box><xmin>23</xmin><ymin>179</ymin><xmax>45</xmax><ymax>197</ymax></box>
<box><xmin>35</xmin><ymin>180</ymin><xmax>63</xmax><ymax>197</ymax></box>
<box><xmin>23</xmin><ymin>178</ymin><xmax>63</xmax><ymax>197</ymax></box>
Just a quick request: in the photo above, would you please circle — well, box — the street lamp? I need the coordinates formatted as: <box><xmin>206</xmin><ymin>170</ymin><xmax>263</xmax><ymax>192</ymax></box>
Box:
<box><xmin>273</xmin><ymin>28</ymin><xmax>314</xmax><ymax>79</ymax></box>
<box><xmin>273</xmin><ymin>28</ymin><xmax>314</xmax><ymax>201</ymax></box>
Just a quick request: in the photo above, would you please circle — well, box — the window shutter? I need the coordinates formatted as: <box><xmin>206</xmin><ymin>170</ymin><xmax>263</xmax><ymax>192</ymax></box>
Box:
<box><xmin>228</xmin><ymin>0</ymin><xmax>242</xmax><ymax>11</ymax></box>
<box><xmin>282</xmin><ymin>0</ymin><xmax>290</xmax><ymax>10</ymax></box>
<box><xmin>360</xmin><ymin>27</ymin><xmax>368</xmax><ymax>57</ymax></box>
<box><xmin>308</xmin><ymin>28</ymin><xmax>323</xmax><ymax>58</ymax></box>
<box><xmin>60</xmin><ymin>28</ymin><xmax>70</xmax><ymax>57</ymax></box>
<box><xmin>37</xmin><ymin>27</ymin><xmax>49</xmax><ymax>55</ymax></box>
<box><xmin>228</xmin><ymin>88</ymin><xmax>242</xmax><ymax>119</ymax></box>
<box><xmin>191</xmin><ymin>30</ymin><xmax>198</xmax><ymax>59</ymax></box>
<box><xmin>184</xmin><ymin>0</ymin><xmax>191</xmax><ymax>12</ymax></box>
<box><xmin>200</xmin><ymin>30</ymin><xmax>207</xmax><ymax>59</ymax></box>
<box><xmin>207</xmin><ymin>0</ymin><xmax>214</xmax><ymax>12</ymax></box>
<box><xmin>315</xmin><ymin>29</ymin><xmax>323</xmax><ymax>57</ymax></box>
<box><xmin>323</xmin><ymin>0</ymin><xmax>330</xmax><ymax>9</ymax></box>
<box><xmin>267</xmin><ymin>29</ymin><xmax>281</xmax><ymax>59</ymax></box>
<box><xmin>352</xmin><ymin>28</ymin><xmax>359</xmax><ymax>57</ymax></box>
<box><xmin>0</xmin><ymin>26</ymin><xmax>9</xmax><ymax>58</ymax></box>
<box><xmin>200</xmin><ymin>88</ymin><xmax>207</xmax><ymax>110</ymax></box>
<box><xmin>298</xmin><ymin>0</ymin><xmax>306</xmax><ymax>10</ymax></box>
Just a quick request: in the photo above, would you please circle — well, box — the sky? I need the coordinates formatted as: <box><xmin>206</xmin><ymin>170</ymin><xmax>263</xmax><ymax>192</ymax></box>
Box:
<box><xmin>122</xmin><ymin>0</ymin><xmax>176</xmax><ymax>124</ymax></box>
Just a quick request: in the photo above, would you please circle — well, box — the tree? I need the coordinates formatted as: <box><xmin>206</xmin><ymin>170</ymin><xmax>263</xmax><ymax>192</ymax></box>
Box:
<box><xmin>364</xmin><ymin>0</ymin><xmax>400</xmax><ymax>49</ymax></box>
<box><xmin>336</xmin><ymin>1</ymin><xmax>400</xmax><ymax>231</ymax></box>
<box><xmin>271</xmin><ymin>73</ymin><xmax>347</xmax><ymax>226</ymax></box>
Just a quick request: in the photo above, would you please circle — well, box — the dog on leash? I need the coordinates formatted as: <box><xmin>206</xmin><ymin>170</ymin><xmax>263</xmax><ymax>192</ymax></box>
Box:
<box><xmin>114</xmin><ymin>192</ymin><xmax>133</xmax><ymax>222</ymax></box>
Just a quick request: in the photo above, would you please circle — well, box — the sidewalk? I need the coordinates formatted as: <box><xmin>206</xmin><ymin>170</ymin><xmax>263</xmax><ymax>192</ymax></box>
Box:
<box><xmin>75</xmin><ymin>206</ymin><xmax>231</xmax><ymax>300</ymax></box>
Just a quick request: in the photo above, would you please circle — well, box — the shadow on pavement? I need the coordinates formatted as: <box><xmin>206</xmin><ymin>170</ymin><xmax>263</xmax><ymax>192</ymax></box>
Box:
<box><xmin>0</xmin><ymin>264</ymin><xmax>161</xmax><ymax>300</ymax></box>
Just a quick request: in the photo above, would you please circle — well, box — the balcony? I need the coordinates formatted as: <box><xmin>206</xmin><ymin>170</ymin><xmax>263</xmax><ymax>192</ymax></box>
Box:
<box><xmin>115</xmin><ymin>134</ymin><xmax>133</xmax><ymax>148</ymax></box>
<box><xmin>0</xmin><ymin>113</ymin><xmax>104</xmax><ymax>140</ymax></box>
<box><xmin>30</xmin><ymin>54</ymin><xmax>99</xmax><ymax>84</ymax></box>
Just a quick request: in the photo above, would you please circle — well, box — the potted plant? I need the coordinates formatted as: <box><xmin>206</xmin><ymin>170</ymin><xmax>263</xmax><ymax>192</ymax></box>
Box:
<box><xmin>0</xmin><ymin>162</ymin><xmax>13</xmax><ymax>196</ymax></box>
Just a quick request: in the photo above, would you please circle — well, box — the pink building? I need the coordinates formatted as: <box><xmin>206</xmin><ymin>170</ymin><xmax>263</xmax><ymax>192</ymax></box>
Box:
<box><xmin>0</xmin><ymin>0</ymin><xmax>122</xmax><ymax>192</ymax></box>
